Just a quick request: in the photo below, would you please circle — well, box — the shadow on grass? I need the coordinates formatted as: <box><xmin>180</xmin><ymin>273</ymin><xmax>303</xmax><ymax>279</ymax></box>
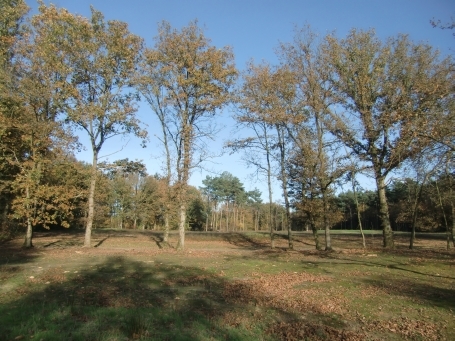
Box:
<box><xmin>362</xmin><ymin>277</ymin><xmax>455</xmax><ymax>310</ymax></box>
<box><xmin>221</xmin><ymin>232</ymin><xmax>268</xmax><ymax>249</ymax></box>
<box><xmin>0</xmin><ymin>256</ymin><xmax>265</xmax><ymax>340</ymax></box>
<box><xmin>319</xmin><ymin>253</ymin><xmax>455</xmax><ymax>280</ymax></box>
<box><xmin>149</xmin><ymin>233</ymin><xmax>168</xmax><ymax>249</ymax></box>
<box><xmin>94</xmin><ymin>236</ymin><xmax>110</xmax><ymax>248</ymax></box>
<box><xmin>0</xmin><ymin>257</ymin><xmax>278</xmax><ymax>340</ymax></box>
<box><xmin>0</xmin><ymin>254</ymin><xmax>367</xmax><ymax>341</ymax></box>
<box><xmin>0</xmin><ymin>243</ymin><xmax>40</xmax><ymax>267</ymax></box>
<box><xmin>222</xmin><ymin>233</ymin><xmax>291</xmax><ymax>250</ymax></box>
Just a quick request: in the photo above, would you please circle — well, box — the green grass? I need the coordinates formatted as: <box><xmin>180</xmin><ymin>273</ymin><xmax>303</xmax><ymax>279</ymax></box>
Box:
<box><xmin>0</xmin><ymin>230</ymin><xmax>454</xmax><ymax>340</ymax></box>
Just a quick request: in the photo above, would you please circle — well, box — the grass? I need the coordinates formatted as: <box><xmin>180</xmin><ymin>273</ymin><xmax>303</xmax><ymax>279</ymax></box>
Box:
<box><xmin>0</xmin><ymin>229</ymin><xmax>454</xmax><ymax>340</ymax></box>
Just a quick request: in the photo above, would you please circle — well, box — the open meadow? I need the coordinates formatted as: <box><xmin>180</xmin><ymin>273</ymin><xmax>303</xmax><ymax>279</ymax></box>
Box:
<box><xmin>0</xmin><ymin>230</ymin><xmax>454</xmax><ymax>341</ymax></box>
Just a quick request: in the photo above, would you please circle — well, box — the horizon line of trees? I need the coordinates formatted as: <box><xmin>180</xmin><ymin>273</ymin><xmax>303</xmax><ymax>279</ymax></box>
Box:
<box><xmin>1</xmin><ymin>1</ymin><xmax>454</xmax><ymax>250</ymax></box>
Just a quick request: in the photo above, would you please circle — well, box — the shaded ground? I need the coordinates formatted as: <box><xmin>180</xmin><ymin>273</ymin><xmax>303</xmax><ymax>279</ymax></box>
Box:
<box><xmin>0</xmin><ymin>229</ymin><xmax>454</xmax><ymax>340</ymax></box>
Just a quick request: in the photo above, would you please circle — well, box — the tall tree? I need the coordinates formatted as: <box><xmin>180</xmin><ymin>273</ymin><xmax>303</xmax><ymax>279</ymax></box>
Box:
<box><xmin>2</xmin><ymin>0</ymin><xmax>81</xmax><ymax>247</ymax></box>
<box><xmin>137</xmin><ymin>21</ymin><xmax>236</xmax><ymax>249</ymax></box>
<box><xmin>323</xmin><ymin>29</ymin><xmax>453</xmax><ymax>248</ymax></box>
<box><xmin>32</xmin><ymin>4</ymin><xmax>147</xmax><ymax>246</ymax></box>
<box><xmin>280</xmin><ymin>28</ymin><xmax>345</xmax><ymax>251</ymax></box>
<box><xmin>0</xmin><ymin>0</ymin><xmax>29</xmax><ymax>237</ymax></box>
<box><xmin>234</xmin><ymin>62</ymin><xmax>296</xmax><ymax>249</ymax></box>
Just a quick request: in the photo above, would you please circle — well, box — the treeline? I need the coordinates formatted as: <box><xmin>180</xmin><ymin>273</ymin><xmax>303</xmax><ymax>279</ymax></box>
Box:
<box><xmin>1</xmin><ymin>1</ymin><xmax>454</xmax><ymax>250</ymax></box>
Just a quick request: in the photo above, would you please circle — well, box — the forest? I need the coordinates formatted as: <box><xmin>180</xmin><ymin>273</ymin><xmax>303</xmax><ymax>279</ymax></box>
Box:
<box><xmin>1</xmin><ymin>0</ymin><xmax>454</xmax><ymax>251</ymax></box>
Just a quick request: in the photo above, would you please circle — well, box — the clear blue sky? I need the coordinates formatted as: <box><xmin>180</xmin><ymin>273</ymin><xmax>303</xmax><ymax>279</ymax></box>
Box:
<box><xmin>28</xmin><ymin>0</ymin><xmax>454</xmax><ymax>200</ymax></box>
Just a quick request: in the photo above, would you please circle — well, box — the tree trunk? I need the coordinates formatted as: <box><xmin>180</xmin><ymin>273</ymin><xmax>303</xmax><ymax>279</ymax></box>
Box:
<box><xmin>163</xmin><ymin>212</ymin><xmax>170</xmax><ymax>243</ymax></box>
<box><xmin>23</xmin><ymin>184</ymin><xmax>33</xmax><ymax>248</ymax></box>
<box><xmin>176</xmin><ymin>202</ymin><xmax>186</xmax><ymax>250</ymax></box>
<box><xmin>447</xmin><ymin>169</ymin><xmax>455</xmax><ymax>247</ymax></box>
<box><xmin>205</xmin><ymin>199</ymin><xmax>209</xmax><ymax>231</ymax></box>
<box><xmin>451</xmin><ymin>201</ymin><xmax>455</xmax><ymax>248</ymax></box>
<box><xmin>309</xmin><ymin>214</ymin><xmax>321</xmax><ymax>250</ymax></box>
<box><xmin>322</xmin><ymin>192</ymin><xmax>332</xmax><ymax>251</ymax></box>
<box><xmin>220</xmin><ymin>209</ymin><xmax>223</xmax><ymax>231</ymax></box>
<box><xmin>409</xmin><ymin>176</ymin><xmax>427</xmax><ymax>249</ymax></box>
<box><xmin>84</xmin><ymin>151</ymin><xmax>98</xmax><ymax>247</ymax></box>
<box><xmin>351</xmin><ymin>175</ymin><xmax>366</xmax><ymax>249</ymax></box>
<box><xmin>267</xmin><ymin>167</ymin><xmax>274</xmax><ymax>249</ymax></box>
<box><xmin>376</xmin><ymin>175</ymin><xmax>394</xmax><ymax>248</ymax></box>
<box><xmin>226</xmin><ymin>201</ymin><xmax>229</xmax><ymax>231</ymax></box>
<box><xmin>435</xmin><ymin>180</ymin><xmax>450</xmax><ymax>250</ymax></box>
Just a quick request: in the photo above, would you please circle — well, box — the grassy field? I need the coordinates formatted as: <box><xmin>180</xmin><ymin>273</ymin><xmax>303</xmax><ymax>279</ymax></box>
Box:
<box><xmin>0</xmin><ymin>230</ymin><xmax>454</xmax><ymax>340</ymax></box>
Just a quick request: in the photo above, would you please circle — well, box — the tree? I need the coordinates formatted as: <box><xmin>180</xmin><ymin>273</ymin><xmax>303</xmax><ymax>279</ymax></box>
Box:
<box><xmin>100</xmin><ymin>159</ymin><xmax>147</xmax><ymax>229</ymax></box>
<box><xmin>0</xmin><ymin>0</ymin><xmax>28</xmax><ymax>238</ymax></box>
<box><xmin>323</xmin><ymin>29</ymin><xmax>453</xmax><ymax>248</ymax></box>
<box><xmin>32</xmin><ymin>4</ymin><xmax>147</xmax><ymax>246</ymax></box>
<box><xmin>279</xmin><ymin>28</ymin><xmax>346</xmax><ymax>251</ymax></box>
<box><xmin>137</xmin><ymin>21</ymin><xmax>236</xmax><ymax>249</ymax></box>
<box><xmin>233</xmin><ymin>62</ymin><xmax>296</xmax><ymax>249</ymax></box>
<box><xmin>2</xmin><ymin>0</ymin><xmax>83</xmax><ymax>247</ymax></box>
<box><xmin>186</xmin><ymin>186</ymin><xmax>206</xmax><ymax>231</ymax></box>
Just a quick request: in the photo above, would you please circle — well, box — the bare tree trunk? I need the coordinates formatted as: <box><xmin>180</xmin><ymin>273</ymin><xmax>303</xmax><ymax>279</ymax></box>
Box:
<box><xmin>447</xmin><ymin>167</ymin><xmax>455</xmax><ymax>247</ymax></box>
<box><xmin>309</xmin><ymin>214</ymin><xmax>321</xmax><ymax>250</ymax></box>
<box><xmin>233</xmin><ymin>204</ymin><xmax>237</xmax><ymax>231</ymax></box>
<box><xmin>322</xmin><ymin>193</ymin><xmax>332</xmax><ymax>251</ymax></box>
<box><xmin>435</xmin><ymin>180</ymin><xmax>450</xmax><ymax>250</ymax></box>
<box><xmin>267</xmin><ymin>159</ymin><xmax>274</xmax><ymax>248</ymax></box>
<box><xmin>409</xmin><ymin>176</ymin><xmax>427</xmax><ymax>249</ymax></box>
<box><xmin>163</xmin><ymin>213</ymin><xmax>170</xmax><ymax>243</ymax></box>
<box><xmin>220</xmin><ymin>209</ymin><xmax>223</xmax><ymax>231</ymax></box>
<box><xmin>84</xmin><ymin>151</ymin><xmax>98</xmax><ymax>247</ymax></box>
<box><xmin>226</xmin><ymin>201</ymin><xmax>229</xmax><ymax>232</ymax></box>
<box><xmin>205</xmin><ymin>198</ymin><xmax>210</xmax><ymax>231</ymax></box>
<box><xmin>451</xmin><ymin>202</ymin><xmax>455</xmax><ymax>248</ymax></box>
<box><xmin>351</xmin><ymin>174</ymin><xmax>366</xmax><ymax>249</ymax></box>
<box><xmin>376</xmin><ymin>175</ymin><xmax>394</xmax><ymax>248</ymax></box>
<box><xmin>23</xmin><ymin>184</ymin><xmax>33</xmax><ymax>248</ymax></box>
<box><xmin>176</xmin><ymin>202</ymin><xmax>186</xmax><ymax>250</ymax></box>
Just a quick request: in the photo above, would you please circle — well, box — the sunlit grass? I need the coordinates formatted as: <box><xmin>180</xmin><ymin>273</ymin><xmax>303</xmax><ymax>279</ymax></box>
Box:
<box><xmin>0</xmin><ymin>230</ymin><xmax>453</xmax><ymax>340</ymax></box>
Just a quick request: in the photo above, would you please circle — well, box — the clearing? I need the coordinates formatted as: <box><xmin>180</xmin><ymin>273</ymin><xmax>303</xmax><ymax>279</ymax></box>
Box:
<box><xmin>0</xmin><ymin>230</ymin><xmax>454</xmax><ymax>340</ymax></box>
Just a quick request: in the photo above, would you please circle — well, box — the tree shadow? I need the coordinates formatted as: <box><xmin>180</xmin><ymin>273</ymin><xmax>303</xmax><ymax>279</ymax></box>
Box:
<box><xmin>319</xmin><ymin>253</ymin><xmax>455</xmax><ymax>280</ymax></box>
<box><xmin>148</xmin><ymin>233</ymin><xmax>168</xmax><ymax>249</ymax></box>
<box><xmin>0</xmin><ymin>255</ymin><xmax>366</xmax><ymax>340</ymax></box>
<box><xmin>221</xmin><ymin>232</ymin><xmax>284</xmax><ymax>250</ymax></box>
<box><xmin>0</xmin><ymin>241</ymin><xmax>41</xmax><ymax>267</ymax></box>
<box><xmin>43</xmin><ymin>240</ymin><xmax>62</xmax><ymax>247</ymax></box>
<box><xmin>362</xmin><ymin>277</ymin><xmax>455</xmax><ymax>310</ymax></box>
<box><xmin>94</xmin><ymin>236</ymin><xmax>110</xmax><ymax>248</ymax></box>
